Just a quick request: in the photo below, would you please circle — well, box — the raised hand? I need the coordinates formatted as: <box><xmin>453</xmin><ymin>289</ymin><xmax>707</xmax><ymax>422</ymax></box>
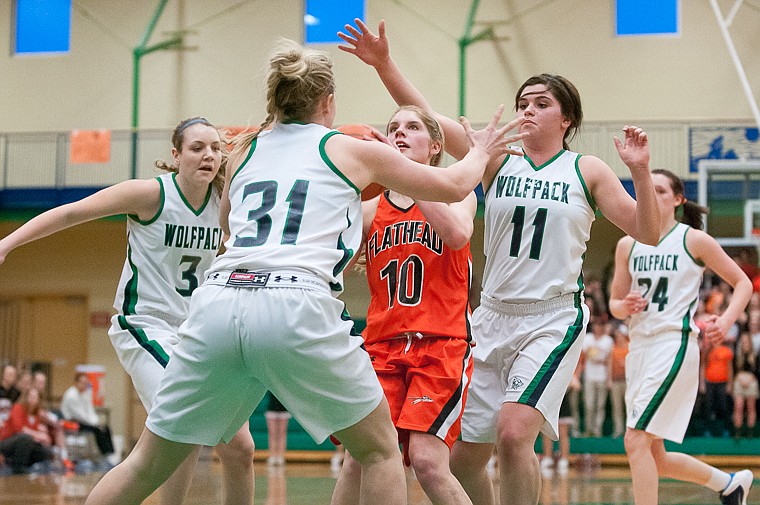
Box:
<box><xmin>337</xmin><ymin>19</ymin><xmax>389</xmax><ymax>67</ymax></box>
<box><xmin>460</xmin><ymin>105</ymin><xmax>527</xmax><ymax>160</ymax></box>
<box><xmin>613</xmin><ymin>125</ymin><xmax>650</xmax><ymax>173</ymax></box>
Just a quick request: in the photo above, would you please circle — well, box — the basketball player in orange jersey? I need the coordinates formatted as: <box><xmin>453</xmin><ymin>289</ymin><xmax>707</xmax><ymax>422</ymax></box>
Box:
<box><xmin>332</xmin><ymin>105</ymin><xmax>488</xmax><ymax>505</ymax></box>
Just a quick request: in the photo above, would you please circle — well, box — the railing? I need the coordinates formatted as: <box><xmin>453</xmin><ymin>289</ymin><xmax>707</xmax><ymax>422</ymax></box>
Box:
<box><xmin>1</xmin><ymin>129</ymin><xmax>171</xmax><ymax>190</ymax></box>
<box><xmin>0</xmin><ymin>122</ymin><xmax>752</xmax><ymax>194</ymax></box>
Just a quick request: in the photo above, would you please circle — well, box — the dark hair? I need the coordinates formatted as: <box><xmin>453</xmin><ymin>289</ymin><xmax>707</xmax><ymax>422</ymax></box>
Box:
<box><xmin>515</xmin><ymin>74</ymin><xmax>582</xmax><ymax>150</ymax></box>
<box><xmin>155</xmin><ymin>116</ymin><xmax>225</xmax><ymax>194</ymax></box>
<box><xmin>651</xmin><ymin>169</ymin><xmax>709</xmax><ymax>230</ymax></box>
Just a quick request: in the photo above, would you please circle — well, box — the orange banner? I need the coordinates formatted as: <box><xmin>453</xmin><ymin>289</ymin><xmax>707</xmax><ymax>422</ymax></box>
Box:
<box><xmin>70</xmin><ymin>129</ymin><xmax>111</xmax><ymax>164</ymax></box>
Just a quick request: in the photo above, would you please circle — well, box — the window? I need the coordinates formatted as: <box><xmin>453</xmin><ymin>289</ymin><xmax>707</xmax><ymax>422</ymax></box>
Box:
<box><xmin>616</xmin><ymin>0</ymin><xmax>679</xmax><ymax>36</ymax></box>
<box><xmin>304</xmin><ymin>0</ymin><xmax>364</xmax><ymax>44</ymax></box>
<box><xmin>14</xmin><ymin>0</ymin><xmax>71</xmax><ymax>55</ymax></box>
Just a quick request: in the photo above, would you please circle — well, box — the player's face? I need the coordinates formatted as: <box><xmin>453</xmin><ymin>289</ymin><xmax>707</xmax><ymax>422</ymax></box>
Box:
<box><xmin>651</xmin><ymin>173</ymin><xmax>682</xmax><ymax>221</ymax></box>
<box><xmin>173</xmin><ymin>124</ymin><xmax>222</xmax><ymax>184</ymax></box>
<box><xmin>387</xmin><ymin>110</ymin><xmax>441</xmax><ymax>165</ymax></box>
<box><xmin>516</xmin><ymin>85</ymin><xmax>570</xmax><ymax>140</ymax></box>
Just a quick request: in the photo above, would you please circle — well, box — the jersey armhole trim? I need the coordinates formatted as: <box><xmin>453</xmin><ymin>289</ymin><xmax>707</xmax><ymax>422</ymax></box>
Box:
<box><xmin>320</xmin><ymin>131</ymin><xmax>360</xmax><ymax>195</ymax></box>
<box><xmin>483</xmin><ymin>154</ymin><xmax>510</xmax><ymax>197</ymax></box>
<box><xmin>627</xmin><ymin>239</ymin><xmax>637</xmax><ymax>263</ymax></box>
<box><xmin>129</xmin><ymin>177</ymin><xmax>165</xmax><ymax>225</ymax></box>
<box><xmin>682</xmin><ymin>227</ymin><xmax>704</xmax><ymax>266</ymax></box>
<box><xmin>230</xmin><ymin>138</ymin><xmax>257</xmax><ymax>184</ymax></box>
<box><xmin>574</xmin><ymin>154</ymin><xmax>596</xmax><ymax>211</ymax></box>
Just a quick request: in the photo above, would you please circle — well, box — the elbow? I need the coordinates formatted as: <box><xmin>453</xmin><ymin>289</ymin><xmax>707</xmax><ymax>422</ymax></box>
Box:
<box><xmin>636</xmin><ymin>229</ymin><xmax>659</xmax><ymax>246</ymax></box>
<box><xmin>446</xmin><ymin>234</ymin><xmax>470</xmax><ymax>251</ymax></box>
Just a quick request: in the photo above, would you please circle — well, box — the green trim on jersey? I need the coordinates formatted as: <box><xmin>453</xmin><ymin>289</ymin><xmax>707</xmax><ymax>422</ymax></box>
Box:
<box><xmin>657</xmin><ymin>222</ymin><xmax>680</xmax><ymax>246</ymax></box>
<box><xmin>129</xmin><ymin>177</ymin><xmax>165</xmax><ymax>225</ymax></box>
<box><xmin>574</xmin><ymin>154</ymin><xmax>596</xmax><ymax>211</ymax></box>
<box><xmin>333</xmin><ymin>211</ymin><xmax>355</xmax><ymax>277</ymax></box>
<box><xmin>231</xmin><ymin>138</ymin><xmax>257</xmax><ymax>183</ymax></box>
<box><xmin>634</xmin><ymin>301</ymin><xmax>694</xmax><ymax>431</ymax></box>
<box><xmin>121</xmin><ymin>241</ymin><xmax>139</xmax><ymax>315</ymax></box>
<box><xmin>172</xmin><ymin>172</ymin><xmax>212</xmax><ymax>216</ymax></box>
<box><xmin>682</xmin><ymin>227</ymin><xmax>704</xmax><ymax>266</ymax></box>
<box><xmin>524</xmin><ymin>149</ymin><xmax>566</xmax><ymax>171</ymax></box>
<box><xmin>117</xmin><ymin>315</ymin><xmax>170</xmax><ymax>368</ymax></box>
<box><xmin>518</xmin><ymin>290</ymin><xmax>585</xmax><ymax>407</ymax></box>
<box><xmin>483</xmin><ymin>154</ymin><xmax>511</xmax><ymax>196</ymax></box>
<box><xmin>628</xmin><ymin>240</ymin><xmax>637</xmax><ymax>263</ymax></box>
<box><xmin>320</xmin><ymin>131</ymin><xmax>360</xmax><ymax>195</ymax></box>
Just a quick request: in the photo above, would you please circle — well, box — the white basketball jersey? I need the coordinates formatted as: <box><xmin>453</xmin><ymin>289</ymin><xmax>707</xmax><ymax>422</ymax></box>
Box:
<box><xmin>481</xmin><ymin>149</ymin><xmax>595</xmax><ymax>302</ymax></box>
<box><xmin>211</xmin><ymin>122</ymin><xmax>362</xmax><ymax>293</ymax></box>
<box><xmin>113</xmin><ymin>172</ymin><xmax>223</xmax><ymax>320</ymax></box>
<box><xmin>628</xmin><ymin>222</ymin><xmax>704</xmax><ymax>342</ymax></box>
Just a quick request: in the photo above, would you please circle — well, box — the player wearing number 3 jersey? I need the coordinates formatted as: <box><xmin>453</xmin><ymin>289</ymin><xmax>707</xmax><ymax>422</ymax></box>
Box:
<box><xmin>0</xmin><ymin>117</ymin><xmax>256</xmax><ymax>505</ymax></box>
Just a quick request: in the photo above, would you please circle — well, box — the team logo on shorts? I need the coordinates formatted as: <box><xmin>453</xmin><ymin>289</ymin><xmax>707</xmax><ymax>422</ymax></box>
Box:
<box><xmin>409</xmin><ymin>395</ymin><xmax>433</xmax><ymax>405</ymax></box>
<box><xmin>508</xmin><ymin>377</ymin><xmax>524</xmax><ymax>390</ymax></box>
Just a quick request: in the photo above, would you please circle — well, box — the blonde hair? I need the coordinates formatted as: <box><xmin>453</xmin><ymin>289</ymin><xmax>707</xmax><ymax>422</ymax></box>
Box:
<box><xmin>231</xmin><ymin>39</ymin><xmax>335</xmax><ymax>159</ymax></box>
<box><xmin>387</xmin><ymin>105</ymin><xmax>445</xmax><ymax>167</ymax></box>
<box><xmin>155</xmin><ymin>116</ymin><xmax>226</xmax><ymax>194</ymax></box>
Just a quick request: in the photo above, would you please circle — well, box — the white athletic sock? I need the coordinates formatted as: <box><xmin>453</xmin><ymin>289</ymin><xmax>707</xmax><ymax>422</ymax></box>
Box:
<box><xmin>705</xmin><ymin>468</ymin><xmax>731</xmax><ymax>492</ymax></box>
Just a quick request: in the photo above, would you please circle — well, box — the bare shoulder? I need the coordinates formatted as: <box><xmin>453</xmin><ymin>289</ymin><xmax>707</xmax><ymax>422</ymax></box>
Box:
<box><xmin>577</xmin><ymin>155</ymin><xmax>610</xmax><ymax>179</ymax></box>
<box><xmin>616</xmin><ymin>234</ymin><xmax>636</xmax><ymax>255</ymax></box>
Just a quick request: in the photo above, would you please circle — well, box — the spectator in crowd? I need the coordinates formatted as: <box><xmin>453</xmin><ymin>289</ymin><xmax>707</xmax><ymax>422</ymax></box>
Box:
<box><xmin>14</xmin><ymin>370</ymin><xmax>32</xmax><ymax>398</ymax></box>
<box><xmin>701</xmin><ymin>337</ymin><xmax>734</xmax><ymax>437</ymax></box>
<box><xmin>732</xmin><ymin>249</ymin><xmax>758</xmax><ymax>282</ymax></box>
<box><xmin>0</xmin><ymin>365</ymin><xmax>20</xmax><ymax>404</ymax></box>
<box><xmin>732</xmin><ymin>332</ymin><xmax>758</xmax><ymax>438</ymax></box>
<box><xmin>585</xmin><ymin>276</ymin><xmax>609</xmax><ymax>319</ymax></box>
<box><xmin>748</xmin><ymin>308</ymin><xmax>760</xmax><ymax>354</ymax></box>
<box><xmin>582</xmin><ymin>319</ymin><xmax>614</xmax><ymax>437</ymax></box>
<box><xmin>608</xmin><ymin>323</ymin><xmax>629</xmax><ymax>438</ymax></box>
<box><xmin>0</xmin><ymin>388</ymin><xmax>57</xmax><ymax>473</ymax></box>
<box><xmin>540</xmin><ymin>389</ymin><xmax>576</xmax><ymax>478</ymax></box>
<box><xmin>32</xmin><ymin>371</ymin><xmax>48</xmax><ymax>400</ymax></box>
<box><xmin>264</xmin><ymin>392</ymin><xmax>290</xmax><ymax>468</ymax></box>
<box><xmin>60</xmin><ymin>372</ymin><xmax>115</xmax><ymax>459</ymax></box>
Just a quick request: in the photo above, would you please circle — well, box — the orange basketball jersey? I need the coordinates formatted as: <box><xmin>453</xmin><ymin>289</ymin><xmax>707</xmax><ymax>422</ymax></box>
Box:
<box><xmin>364</xmin><ymin>193</ymin><xmax>472</xmax><ymax>345</ymax></box>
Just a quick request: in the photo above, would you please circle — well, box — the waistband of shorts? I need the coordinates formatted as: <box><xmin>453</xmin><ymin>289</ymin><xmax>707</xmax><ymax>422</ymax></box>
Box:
<box><xmin>480</xmin><ymin>292</ymin><xmax>578</xmax><ymax>316</ymax></box>
<box><xmin>204</xmin><ymin>269</ymin><xmax>330</xmax><ymax>293</ymax></box>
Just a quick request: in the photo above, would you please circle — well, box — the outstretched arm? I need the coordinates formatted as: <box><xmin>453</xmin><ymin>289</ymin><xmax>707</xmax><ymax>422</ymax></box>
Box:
<box><xmin>586</xmin><ymin>126</ymin><xmax>659</xmax><ymax>246</ymax></box>
<box><xmin>415</xmin><ymin>193</ymin><xmax>477</xmax><ymax>250</ymax></box>
<box><xmin>0</xmin><ymin>179</ymin><xmax>160</xmax><ymax>266</ymax></box>
<box><xmin>328</xmin><ymin>106</ymin><xmax>523</xmax><ymax>203</ymax></box>
<box><xmin>338</xmin><ymin>19</ymin><xmax>523</xmax><ymax>165</ymax></box>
